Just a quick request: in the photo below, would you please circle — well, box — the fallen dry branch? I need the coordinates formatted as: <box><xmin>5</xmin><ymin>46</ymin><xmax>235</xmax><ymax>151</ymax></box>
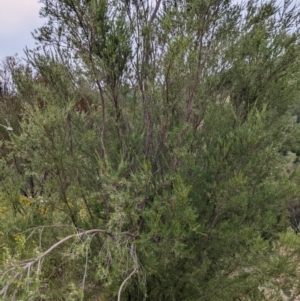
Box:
<box><xmin>0</xmin><ymin>228</ymin><xmax>138</xmax><ymax>300</ymax></box>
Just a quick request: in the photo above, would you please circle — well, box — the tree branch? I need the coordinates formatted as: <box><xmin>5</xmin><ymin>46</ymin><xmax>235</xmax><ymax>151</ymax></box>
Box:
<box><xmin>149</xmin><ymin>0</ymin><xmax>162</xmax><ymax>24</ymax></box>
<box><xmin>117</xmin><ymin>243</ymin><xmax>139</xmax><ymax>301</ymax></box>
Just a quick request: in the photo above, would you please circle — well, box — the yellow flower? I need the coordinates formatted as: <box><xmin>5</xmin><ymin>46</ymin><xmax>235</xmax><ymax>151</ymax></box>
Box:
<box><xmin>19</xmin><ymin>195</ymin><xmax>32</xmax><ymax>207</ymax></box>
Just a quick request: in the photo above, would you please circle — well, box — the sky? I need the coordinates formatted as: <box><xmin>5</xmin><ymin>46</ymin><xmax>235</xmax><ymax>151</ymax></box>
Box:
<box><xmin>0</xmin><ymin>0</ymin><xmax>291</xmax><ymax>61</ymax></box>
<box><xmin>0</xmin><ymin>0</ymin><xmax>246</xmax><ymax>62</ymax></box>
<box><xmin>0</xmin><ymin>0</ymin><xmax>44</xmax><ymax>60</ymax></box>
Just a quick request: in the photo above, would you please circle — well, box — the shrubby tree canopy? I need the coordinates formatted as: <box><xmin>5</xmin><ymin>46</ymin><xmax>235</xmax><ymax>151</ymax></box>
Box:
<box><xmin>1</xmin><ymin>0</ymin><xmax>300</xmax><ymax>300</ymax></box>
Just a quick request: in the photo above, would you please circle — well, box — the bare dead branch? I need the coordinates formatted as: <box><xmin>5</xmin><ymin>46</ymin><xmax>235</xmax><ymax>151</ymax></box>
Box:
<box><xmin>0</xmin><ymin>228</ymin><xmax>136</xmax><ymax>299</ymax></box>
<box><xmin>80</xmin><ymin>245</ymin><xmax>89</xmax><ymax>301</ymax></box>
<box><xmin>117</xmin><ymin>243</ymin><xmax>139</xmax><ymax>301</ymax></box>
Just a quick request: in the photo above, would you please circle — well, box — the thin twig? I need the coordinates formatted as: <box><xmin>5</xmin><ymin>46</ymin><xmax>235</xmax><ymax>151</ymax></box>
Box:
<box><xmin>117</xmin><ymin>267</ymin><xmax>138</xmax><ymax>301</ymax></box>
<box><xmin>81</xmin><ymin>245</ymin><xmax>89</xmax><ymax>301</ymax></box>
<box><xmin>117</xmin><ymin>243</ymin><xmax>139</xmax><ymax>301</ymax></box>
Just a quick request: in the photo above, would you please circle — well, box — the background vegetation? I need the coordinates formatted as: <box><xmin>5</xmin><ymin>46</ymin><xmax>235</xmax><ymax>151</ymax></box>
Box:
<box><xmin>1</xmin><ymin>0</ymin><xmax>300</xmax><ymax>300</ymax></box>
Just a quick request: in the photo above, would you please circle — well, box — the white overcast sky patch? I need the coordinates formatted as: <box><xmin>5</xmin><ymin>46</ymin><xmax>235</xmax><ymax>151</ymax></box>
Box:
<box><xmin>0</xmin><ymin>0</ymin><xmax>44</xmax><ymax>59</ymax></box>
<box><xmin>0</xmin><ymin>0</ymin><xmax>272</xmax><ymax>61</ymax></box>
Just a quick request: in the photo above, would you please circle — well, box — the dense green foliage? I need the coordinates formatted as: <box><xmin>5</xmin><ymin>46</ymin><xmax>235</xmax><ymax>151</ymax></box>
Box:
<box><xmin>1</xmin><ymin>0</ymin><xmax>300</xmax><ymax>300</ymax></box>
